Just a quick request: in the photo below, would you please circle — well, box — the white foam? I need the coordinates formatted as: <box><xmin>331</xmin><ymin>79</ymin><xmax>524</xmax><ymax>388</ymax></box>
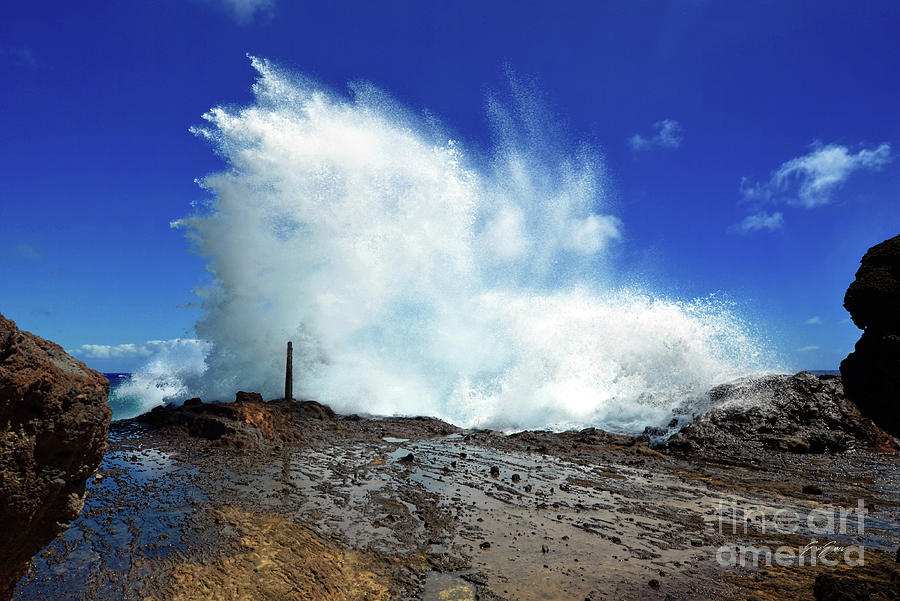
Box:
<box><xmin>109</xmin><ymin>341</ymin><xmax>210</xmax><ymax>419</ymax></box>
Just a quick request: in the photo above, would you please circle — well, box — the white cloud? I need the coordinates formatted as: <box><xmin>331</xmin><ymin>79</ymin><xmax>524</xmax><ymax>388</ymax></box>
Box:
<box><xmin>71</xmin><ymin>338</ymin><xmax>206</xmax><ymax>360</ymax></box>
<box><xmin>742</xmin><ymin>142</ymin><xmax>891</xmax><ymax>208</ymax></box>
<box><xmin>737</xmin><ymin>211</ymin><xmax>784</xmax><ymax>233</ymax></box>
<box><xmin>795</xmin><ymin>345</ymin><xmax>820</xmax><ymax>352</ymax></box>
<box><xmin>805</xmin><ymin>316</ymin><xmax>822</xmax><ymax>325</ymax></box>
<box><xmin>628</xmin><ymin>120</ymin><xmax>683</xmax><ymax>152</ymax></box>
<box><xmin>215</xmin><ymin>0</ymin><xmax>273</xmax><ymax>23</ymax></box>
<box><xmin>735</xmin><ymin>142</ymin><xmax>891</xmax><ymax>234</ymax></box>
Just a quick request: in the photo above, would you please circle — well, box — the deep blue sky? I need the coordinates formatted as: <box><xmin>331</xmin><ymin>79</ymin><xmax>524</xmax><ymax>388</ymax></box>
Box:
<box><xmin>2</xmin><ymin>0</ymin><xmax>898</xmax><ymax>372</ymax></box>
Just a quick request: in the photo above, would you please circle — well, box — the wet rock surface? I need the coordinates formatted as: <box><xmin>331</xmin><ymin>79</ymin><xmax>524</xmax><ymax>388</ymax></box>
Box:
<box><xmin>11</xmin><ymin>375</ymin><xmax>900</xmax><ymax>601</ymax></box>
<box><xmin>841</xmin><ymin>233</ymin><xmax>900</xmax><ymax>438</ymax></box>
<box><xmin>136</xmin><ymin>394</ymin><xmax>456</xmax><ymax>448</ymax></box>
<box><xmin>659</xmin><ymin>372</ymin><xmax>897</xmax><ymax>461</ymax></box>
<box><xmin>0</xmin><ymin>313</ymin><xmax>111</xmax><ymax>600</ymax></box>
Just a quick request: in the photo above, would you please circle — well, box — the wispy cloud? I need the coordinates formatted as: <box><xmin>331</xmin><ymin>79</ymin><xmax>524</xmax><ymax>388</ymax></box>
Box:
<box><xmin>7</xmin><ymin>244</ymin><xmax>42</xmax><ymax>261</ymax></box>
<box><xmin>735</xmin><ymin>141</ymin><xmax>891</xmax><ymax>233</ymax></box>
<box><xmin>736</xmin><ymin>211</ymin><xmax>783</xmax><ymax>233</ymax></box>
<box><xmin>805</xmin><ymin>316</ymin><xmax>822</xmax><ymax>325</ymax></box>
<box><xmin>215</xmin><ymin>0</ymin><xmax>274</xmax><ymax>23</ymax></box>
<box><xmin>70</xmin><ymin>338</ymin><xmax>206</xmax><ymax>360</ymax></box>
<box><xmin>743</xmin><ymin>142</ymin><xmax>891</xmax><ymax>208</ymax></box>
<box><xmin>628</xmin><ymin>120</ymin><xmax>683</xmax><ymax>152</ymax></box>
<box><xmin>0</xmin><ymin>46</ymin><xmax>37</xmax><ymax>68</ymax></box>
<box><xmin>795</xmin><ymin>345</ymin><xmax>820</xmax><ymax>352</ymax></box>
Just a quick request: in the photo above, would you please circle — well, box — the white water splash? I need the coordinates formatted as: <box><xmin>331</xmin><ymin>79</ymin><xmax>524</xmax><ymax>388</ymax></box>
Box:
<box><xmin>156</xmin><ymin>57</ymin><xmax>777</xmax><ymax>433</ymax></box>
<box><xmin>108</xmin><ymin>340</ymin><xmax>210</xmax><ymax>419</ymax></box>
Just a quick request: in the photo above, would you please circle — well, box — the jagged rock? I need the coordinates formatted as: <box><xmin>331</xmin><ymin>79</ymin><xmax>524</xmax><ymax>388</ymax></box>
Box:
<box><xmin>136</xmin><ymin>393</ymin><xmax>335</xmax><ymax>448</ymax></box>
<box><xmin>841</xmin><ymin>233</ymin><xmax>900</xmax><ymax>438</ymax></box>
<box><xmin>658</xmin><ymin>372</ymin><xmax>896</xmax><ymax>460</ymax></box>
<box><xmin>0</xmin><ymin>313</ymin><xmax>111</xmax><ymax>600</ymax></box>
<box><xmin>843</xmin><ymin>234</ymin><xmax>900</xmax><ymax>332</ymax></box>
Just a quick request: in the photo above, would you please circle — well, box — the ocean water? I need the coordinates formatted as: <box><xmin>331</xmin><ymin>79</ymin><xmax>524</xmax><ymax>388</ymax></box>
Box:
<box><xmin>105</xmin><ymin>373</ymin><xmax>137</xmax><ymax>420</ymax></box>
<box><xmin>123</xmin><ymin>57</ymin><xmax>783</xmax><ymax>433</ymax></box>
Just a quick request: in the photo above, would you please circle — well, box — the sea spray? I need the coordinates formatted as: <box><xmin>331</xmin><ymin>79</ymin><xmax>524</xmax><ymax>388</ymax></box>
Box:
<box><xmin>108</xmin><ymin>340</ymin><xmax>210</xmax><ymax>419</ymax></box>
<box><xmin>154</xmin><ymin>56</ymin><xmax>778</xmax><ymax>432</ymax></box>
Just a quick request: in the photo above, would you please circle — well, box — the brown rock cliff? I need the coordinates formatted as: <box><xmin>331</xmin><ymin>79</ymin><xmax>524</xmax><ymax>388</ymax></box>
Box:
<box><xmin>0</xmin><ymin>313</ymin><xmax>111</xmax><ymax>600</ymax></box>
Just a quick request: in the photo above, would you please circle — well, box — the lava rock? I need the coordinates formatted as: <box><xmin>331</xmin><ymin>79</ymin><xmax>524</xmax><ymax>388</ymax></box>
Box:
<box><xmin>843</xmin><ymin>234</ymin><xmax>900</xmax><ymax>332</ymax></box>
<box><xmin>0</xmin><ymin>312</ymin><xmax>111</xmax><ymax>600</ymax></box>
<box><xmin>813</xmin><ymin>561</ymin><xmax>900</xmax><ymax>600</ymax></box>
<box><xmin>841</xmin><ymin>236</ymin><xmax>900</xmax><ymax>437</ymax></box>
<box><xmin>136</xmin><ymin>394</ymin><xmax>336</xmax><ymax>448</ymax></box>
<box><xmin>841</xmin><ymin>234</ymin><xmax>900</xmax><ymax>438</ymax></box>
<box><xmin>659</xmin><ymin>372</ymin><xmax>896</xmax><ymax>460</ymax></box>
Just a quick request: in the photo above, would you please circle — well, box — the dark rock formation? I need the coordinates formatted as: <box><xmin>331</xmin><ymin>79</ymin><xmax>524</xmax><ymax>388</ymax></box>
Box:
<box><xmin>813</xmin><ymin>558</ymin><xmax>900</xmax><ymax>600</ymax></box>
<box><xmin>841</xmin><ymin>234</ymin><xmax>900</xmax><ymax>438</ymax></box>
<box><xmin>658</xmin><ymin>372</ymin><xmax>896</xmax><ymax>460</ymax></box>
<box><xmin>136</xmin><ymin>393</ymin><xmax>335</xmax><ymax>448</ymax></box>
<box><xmin>0</xmin><ymin>313</ymin><xmax>111</xmax><ymax>600</ymax></box>
<box><xmin>131</xmin><ymin>394</ymin><xmax>461</xmax><ymax>452</ymax></box>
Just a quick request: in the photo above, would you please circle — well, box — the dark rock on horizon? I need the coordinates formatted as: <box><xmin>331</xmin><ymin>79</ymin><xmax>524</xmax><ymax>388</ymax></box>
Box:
<box><xmin>135</xmin><ymin>393</ymin><xmax>332</xmax><ymax>448</ymax></box>
<box><xmin>133</xmin><ymin>392</ymin><xmax>461</xmax><ymax>450</ymax></box>
<box><xmin>0</xmin><ymin>312</ymin><xmax>111</xmax><ymax>600</ymax></box>
<box><xmin>841</xmin><ymin>233</ymin><xmax>900</xmax><ymax>438</ymax></box>
<box><xmin>659</xmin><ymin>372</ymin><xmax>896</xmax><ymax>460</ymax></box>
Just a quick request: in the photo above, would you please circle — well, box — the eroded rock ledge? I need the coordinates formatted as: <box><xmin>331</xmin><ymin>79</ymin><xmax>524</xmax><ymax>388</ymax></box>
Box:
<box><xmin>0</xmin><ymin>313</ymin><xmax>111</xmax><ymax>600</ymax></box>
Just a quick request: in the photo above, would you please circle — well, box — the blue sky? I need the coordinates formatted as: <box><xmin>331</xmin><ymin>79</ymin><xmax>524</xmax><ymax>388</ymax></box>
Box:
<box><xmin>1</xmin><ymin>0</ymin><xmax>898</xmax><ymax>372</ymax></box>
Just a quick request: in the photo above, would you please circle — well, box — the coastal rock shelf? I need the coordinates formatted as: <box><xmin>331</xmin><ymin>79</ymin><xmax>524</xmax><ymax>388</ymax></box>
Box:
<box><xmin>11</xmin><ymin>374</ymin><xmax>900</xmax><ymax>601</ymax></box>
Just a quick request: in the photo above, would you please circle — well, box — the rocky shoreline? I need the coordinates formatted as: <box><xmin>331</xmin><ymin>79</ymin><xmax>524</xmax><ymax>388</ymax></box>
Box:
<box><xmin>11</xmin><ymin>371</ymin><xmax>900</xmax><ymax>601</ymax></box>
<box><xmin>5</xmin><ymin>234</ymin><xmax>900</xmax><ymax>600</ymax></box>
